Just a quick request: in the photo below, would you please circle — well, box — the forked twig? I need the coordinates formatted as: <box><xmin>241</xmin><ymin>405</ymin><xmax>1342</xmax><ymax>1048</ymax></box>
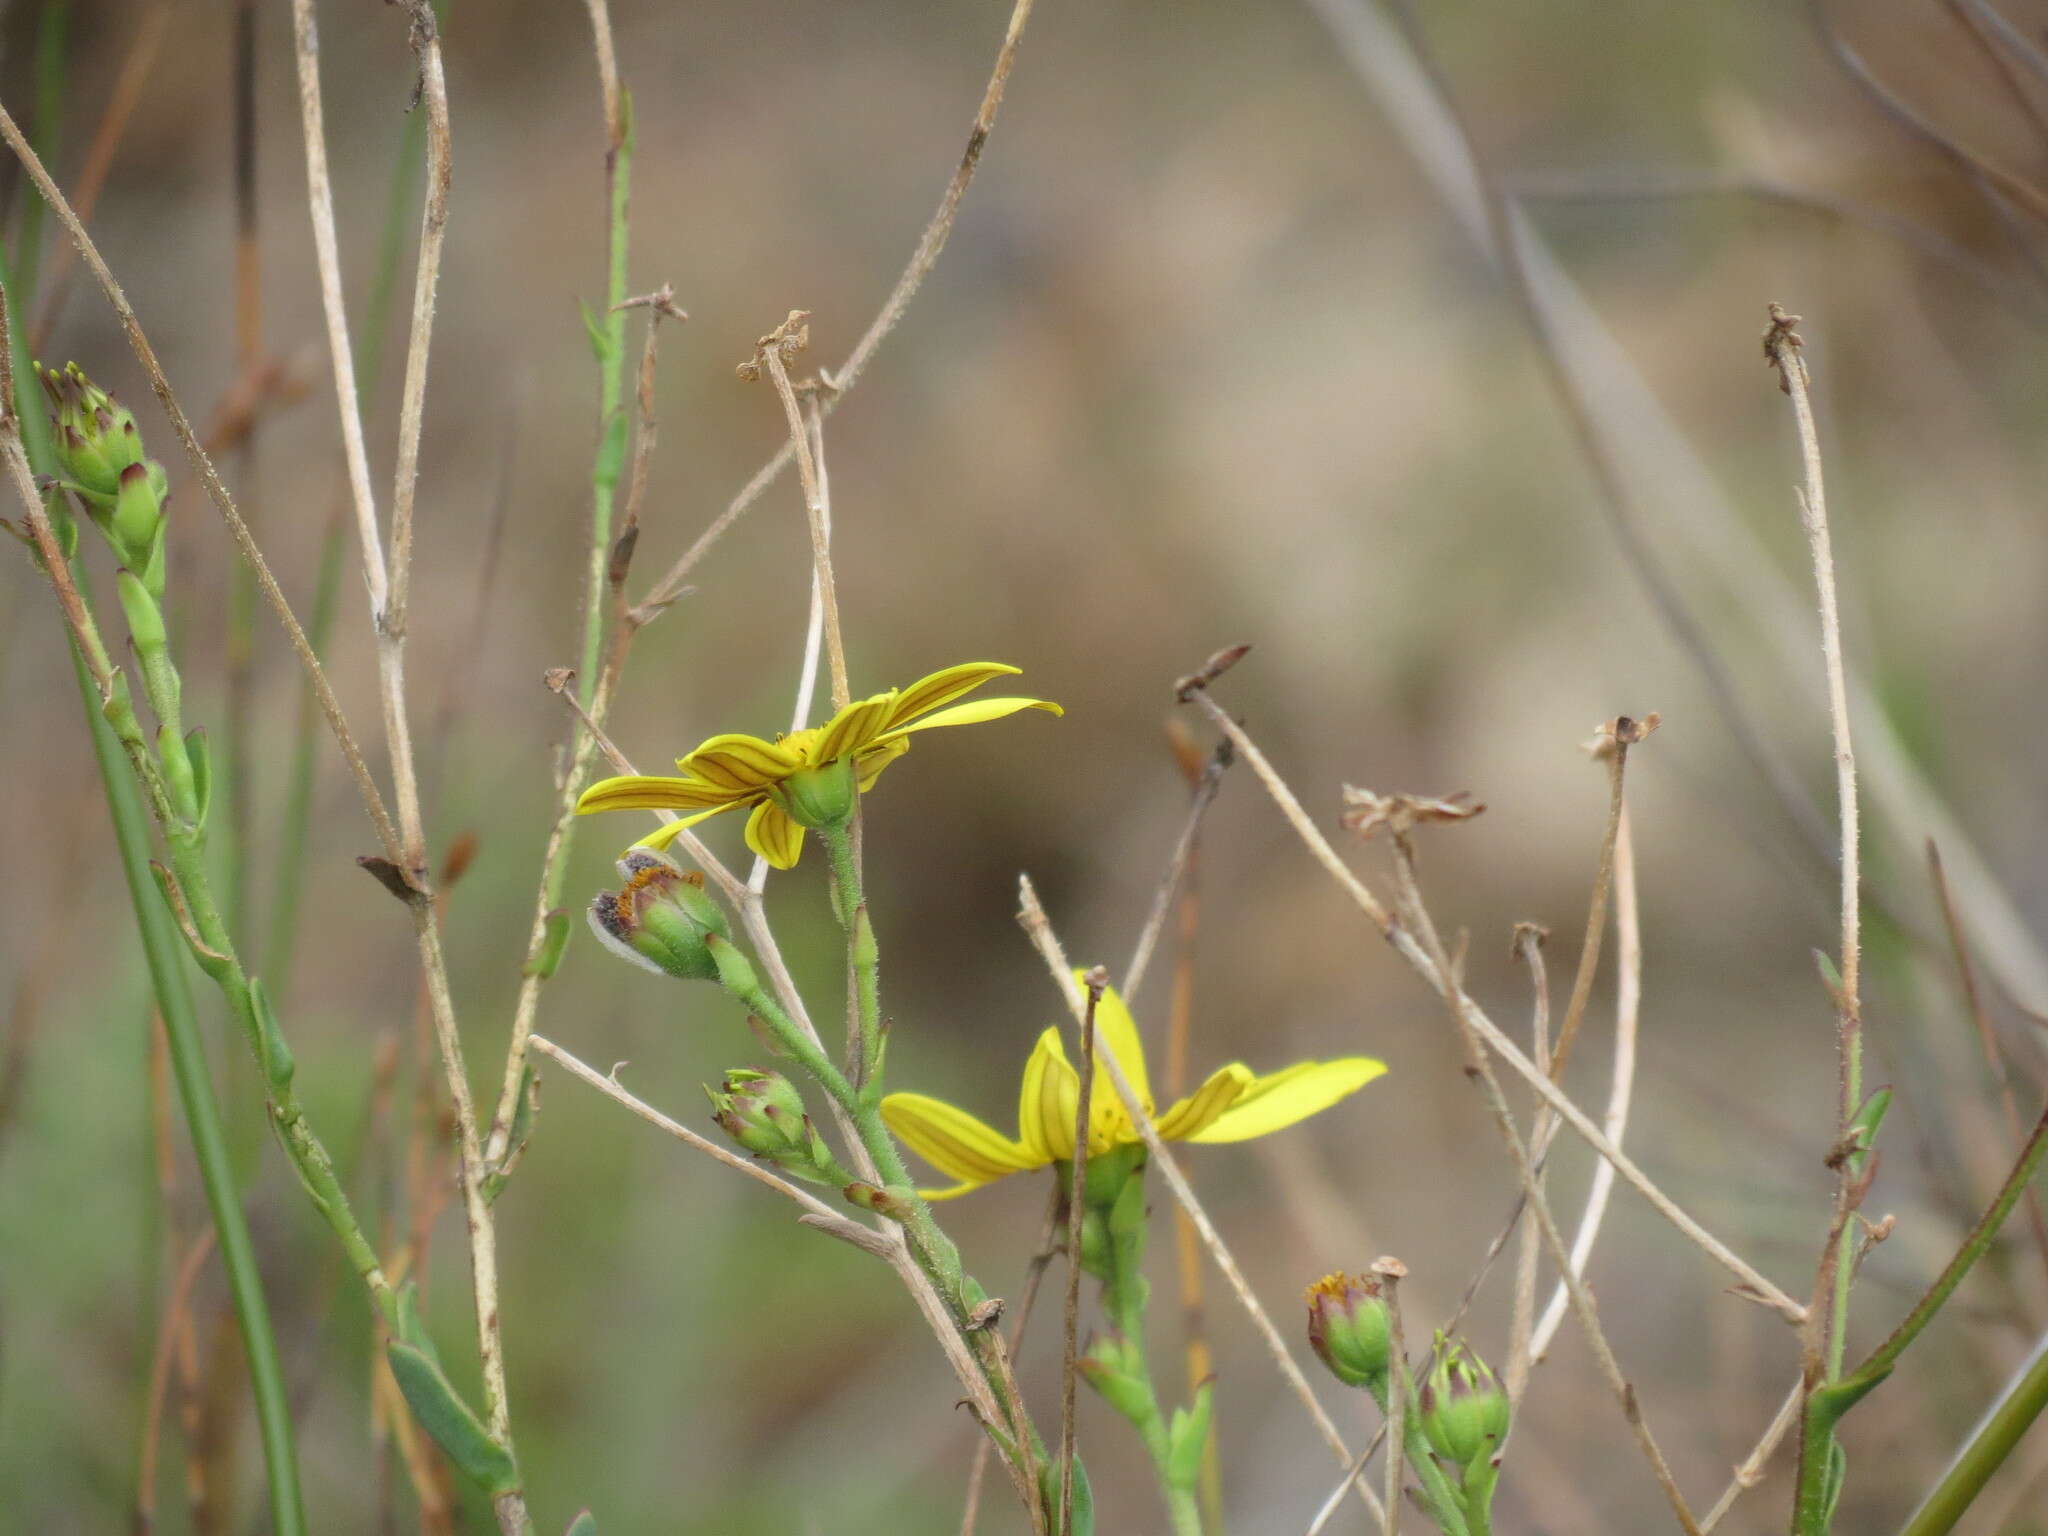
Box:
<box><xmin>1182</xmin><ymin>684</ymin><xmax>1805</xmax><ymax>1325</ymax></box>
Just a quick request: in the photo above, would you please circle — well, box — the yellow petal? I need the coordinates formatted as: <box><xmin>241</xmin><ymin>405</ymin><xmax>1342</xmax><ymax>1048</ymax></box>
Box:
<box><xmin>1184</xmin><ymin>1057</ymin><xmax>1387</xmax><ymax>1144</ymax></box>
<box><xmin>876</xmin><ymin>696</ymin><xmax>1063</xmax><ymax>742</ymax></box>
<box><xmin>883</xmin><ymin>662</ymin><xmax>1023</xmax><ymax>731</ymax></box>
<box><xmin>854</xmin><ymin>735</ymin><xmax>911</xmax><ymax>790</ymax></box>
<box><xmin>881</xmin><ymin>1092</ymin><xmax>1042</xmax><ymax>1187</ymax></box>
<box><xmin>744</xmin><ymin>798</ymin><xmax>806</xmax><ymax>869</ymax></box>
<box><xmin>1017</xmin><ymin>1028</ymin><xmax>1080</xmax><ymax>1161</ymax></box>
<box><xmin>811</xmin><ymin>693</ymin><xmax>898</xmax><ymax>762</ymax></box>
<box><xmin>680</xmin><ymin>733</ymin><xmax>804</xmax><ymax>792</ymax></box>
<box><xmin>632</xmin><ymin>803</ymin><xmax>742</xmax><ymax>851</ymax></box>
<box><xmin>577</xmin><ymin>774</ymin><xmax>742</xmax><ymax>814</ymax></box>
<box><xmin>1155</xmin><ymin>1063</ymin><xmax>1255</xmax><ymax>1140</ymax></box>
<box><xmin>1077</xmin><ymin>977</ymin><xmax>1154</xmax><ymax>1117</ymax></box>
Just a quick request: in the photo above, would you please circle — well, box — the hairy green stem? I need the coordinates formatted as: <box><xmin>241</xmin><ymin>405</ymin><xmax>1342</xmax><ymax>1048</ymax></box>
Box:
<box><xmin>1094</xmin><ymin>1191</ymin><xmax>1204</xmax><ymax>1536</ymax></box>
<box><xmin>820</xmin><ymin>823</ymin><xmax>883</xmax><ymax>1092</ymax></box>
<box><xmin>71</xmin><ymin>635</ymin><xmax>310</xmax><ymax>1536</ymax></box>
<box><xmin>1368</xmin><ymin>1369</ymin><xmax>1472</xmax><ymax>1536</ymax></box>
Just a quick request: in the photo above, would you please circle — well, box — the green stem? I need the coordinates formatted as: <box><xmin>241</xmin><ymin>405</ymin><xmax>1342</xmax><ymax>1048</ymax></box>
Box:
<box><xmin>1895</xmin><ymin>1338</ymin><xmax>2048</xmax><ymax>1536</ymax></box>
<box><xmin>1098</xmin><ymin>1213</ymin><xmax>1205</xmax><ymax>1536</ymax></box>
<box><xmin>1368</xmin><ymin>1371</ymin><xmax>1472</xmax><ymax>1536</ymax></box>
<box><xmin>69</xmin><ymin>637</ymin><xmax>308</xmax><ymax>1536</ymax></box>
<box><xmin>576</xmin><ymin>97</ymin><xmax>632</xmax><ymax>706</ymax></box>
<box><xmin>819</xmin><ymin>823</ymin><xmax>882</xmax><ymax>1091</ymax></box>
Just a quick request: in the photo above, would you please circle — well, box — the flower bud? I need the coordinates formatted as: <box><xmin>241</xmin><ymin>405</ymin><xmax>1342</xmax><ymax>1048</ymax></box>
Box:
<box><xmin>772</xmin><ymin>756</ymin><xmax>857</xmax><ymax>830</ymax></box>
<box><xmin>38</xmin><ymin>363</ymin><xmax>169</xmax><ymax>582</ymax></box>
<box><xmin>1419</xmin><ymin>1335</ymin><xmax>1509</xmax><ymax>1470</ymax></box>
<box><xmin>1305</xmin><ymin>1271</ymin><xmax>1390</xmax><ymax>1388</ymax></box>
<box><xmin>707</xmin><ymin>1069</ymin><xmax>848</xmax><ymax>1186</ymax></box>
<box><xmin>587</xmin><ymin>849</ymin><xmax>731</xmax><ymax>981</ymax></box>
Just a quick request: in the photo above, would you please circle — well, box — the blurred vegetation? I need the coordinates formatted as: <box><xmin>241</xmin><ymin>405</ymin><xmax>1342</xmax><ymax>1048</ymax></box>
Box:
<box><xmin>7</xmin><ymin>0</ymin><xmax>2048</xmax><ymax>1530</ymax></box>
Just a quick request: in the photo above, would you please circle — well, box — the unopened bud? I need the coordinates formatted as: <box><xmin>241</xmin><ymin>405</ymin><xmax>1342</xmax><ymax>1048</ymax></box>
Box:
<box><xmin>1419</xmin><ymin>1335</ymin><xmax>1509</xmax><ymax>1469</ymax></box>
<box><xmin>587</xmin><ymin>849</ymin><xmax>731</xmax><ymax>981</ymax></box>
<box><xmin>1305</xmin><ymin>1271</ymin><xmax>1390</xmax><ymax>1388</ymax></box>
<box><xmin>39</xmin><ymin>363</ymin><xmax>169</xmax><ymax>583</ymax></box>
<box><xmin>706</xmin><ymin>1069</ymin><xmax>848</xmax><ymax>1186</ymax></box>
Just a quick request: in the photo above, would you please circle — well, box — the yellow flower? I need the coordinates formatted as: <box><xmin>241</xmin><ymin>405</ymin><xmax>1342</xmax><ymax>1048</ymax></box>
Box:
<box><xmin>577</xmin><ymin>662</ymin><xmax>1061</xmax><ymax>870</ymax></box>
<box><xmin>881</xmin><ymin>978</ymin><xmax>1387</xmax><ymax>1198</ymax></box>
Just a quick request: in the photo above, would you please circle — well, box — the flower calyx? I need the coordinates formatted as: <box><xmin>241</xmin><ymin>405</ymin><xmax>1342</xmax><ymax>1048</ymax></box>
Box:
<box><xmin>587</xmin><ymin>849</ymin><xmax>731</xmax><ymax>981</ymax></box>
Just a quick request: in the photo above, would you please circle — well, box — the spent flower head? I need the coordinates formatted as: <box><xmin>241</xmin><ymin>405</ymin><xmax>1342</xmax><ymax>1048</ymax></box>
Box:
<box><xmin>576</xmin><ymin>661</ymin><xmax>1061</xmax><ymax>869</ymax></box>
<box><xmin>587</xmin><ymin>848</ymin><xmax>732</xmax><ymax>981</ymax></box>
<box><xmin>1305</xmin><ymin>1271</ymin><xmax>1391</xmax><ymax>1388</ymax></box>
<box><xmin>881</xmin><ymin>976</ymin><xmax>1386</xmax><ymax>1198</ymax></box>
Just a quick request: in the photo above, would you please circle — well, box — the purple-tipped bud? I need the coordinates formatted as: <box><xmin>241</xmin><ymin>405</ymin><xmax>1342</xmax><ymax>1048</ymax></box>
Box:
<box><xmin>1419</xmin><ymin>1335</ymin><xmax>1509</xmax><ymax>1469</ymax></box>
<box><xmin>706</xmin><ymin>1070</ymin><xmax>848</xmax><ymax>1186</ymax></box>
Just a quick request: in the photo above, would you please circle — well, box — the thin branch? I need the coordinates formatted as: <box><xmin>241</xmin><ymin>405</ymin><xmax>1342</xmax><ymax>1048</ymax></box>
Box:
<box><xmin>1182</xmin><ymin>684</ymin><xmax>1805</xmax><ymax>1324</ymax></box>
<box><xmin>528</xmin><ymin>1036</ymin><xmax>889</xmax><ymax>1256</ymax></box>
<box><xmin>1505</xmin><ymin>923</ymin><xmax>1550</xmax><ymax>1403</ymax></box>
<box><xmin>1530</xmin><ymin>804</ymin><xmax>1643</xmax><ymax>1360</ymax></box>
<box><xmin>753</xmin><ymin>319</ymin><xmax>850</xmax><ymax>711</ymax></box>
<box><xmin>1699</xmin><ymin>1377</ymin><xmax>1802</xmax><ymax>1532</ymax></box>
<box><xmin>1376</xmin><ymin>1258</ymin><xmax>1409</xmax><ymax>1536</ymax></box>
<box><xmin>633</xmin><ymin>0</ymin><xmax>1038</xmax><ymax>618</ymax></box>
<box><xmin>1122</xmin><ymin>737</ymin><xmax>1232</xmax><ymax>1003</ymax></box>
<box><xmin>960</xmin><ymin>1190</ymin><xmax>1064</xmax><ymax>1536</ymax></box>
<box><xmin>756</xmin><ymin>396</ymin><xmax>832</xmax><ymax>894</ymax></box>
<box><xmin>1017</xmin><ymin>875</ymin><xmax>1388</xmax><ymax>1525</ymax></box>
<box><xmin>1549</xmin><ymin>730</ymin><xmax>1631</xmax><ymax>1081</ymax></box>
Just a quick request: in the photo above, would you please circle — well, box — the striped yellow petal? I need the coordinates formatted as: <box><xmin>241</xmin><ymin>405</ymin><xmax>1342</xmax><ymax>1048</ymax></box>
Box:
<box><xmin>1078</xmin><ymin>977</ymin><xmax>1154</xmax><ymax>1117</ymax></box>
<box><xmin>1183</xmin><ymin>1057</ymin><xmax>1387</xmax><ymax>1144</ymax></box>
<box><xmin>1017</xmin><ymin>1028</ymin><xmax>1080</xmax><ymax>1161</ymax></box>
<box><xmin>812</xmin><ymin>693</ymin><xmax>898</xmax><ymax>762</ymax></box>
<box><xmin>744</xmin><ymin>798</ymin><xmax>806</xmax><ymax>869</ymax></box>
<box><xmin>632</xmin><ymin>803</ymin><xmax>742</xmax><ymax>851</ymax></box>
<box><xmin>881</xmin><ymin>1092</ymin><xmax>1042</xmax><ymax>1187</ymax></box>
<box><xmin>577</xmin><ymin>774</ymin><xmax>743</xmax><ymax>814</ymax></box>
<box><xmin>883</xmin><ymin>662</ymin><xmax>1022</xmax><ymax>731</ymax></box>
<box><xmin>1155</xmin><ymin>1063</ymin><xmax>1255</xmax><ymax>1140</ymax></box>
<box><xmin>854</xmin><ymin>735</ymin><xmax>911</xmax><ymax>791</ymax></box>
<box><xmin>875</xmin><ymin>696</ymin><xmax>1063</xmax><ymax>743</ymax></box>
<box><xmin>680</xmin><ymin>733</ymin><xmax>804</xmax><ymax>792</ymax></box>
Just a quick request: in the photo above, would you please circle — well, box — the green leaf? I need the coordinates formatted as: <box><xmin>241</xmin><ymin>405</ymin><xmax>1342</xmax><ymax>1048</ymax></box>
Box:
<box><xmin>184</xmin><ymin>728</ymin><xmax>211</xmax><ymax>825</ymax></box>
<box><xmin>249</xmin><ymin>977</ymin><xmax>295</xmax><ymax>1092</ymax></box>
<box><xmin>526</xmin><ymin>907</ymin><xmax>572</xmax><ymax>980</ymax></box>
<box><xmin>591</xmin><ymin>408</ymin><xmax>628</xmax><ymax>495</ymax></box>
<box><xmin>564</xmin><ymin>1513</ymin><xmax>597</xmax><ymax>1536</ymax></box>
<box><xmin>387</xmin><ymin>1341</ymin><xmax>520</xmax><ymax>1496</ymax></box>
<box><xmin>1167</xmin><ymin>1378</ymin><xmax>1214</xmax><ymax>1490</ymax></box>
<box><xmin>1039</xmin><ymin>1454</ymin><xmax>1094</xmax><ymax>1536</ymax></box>
<box><xmin>579</xmin><ymin>299</ymin><xmax>611</xmax><ymax>364</ymax></box>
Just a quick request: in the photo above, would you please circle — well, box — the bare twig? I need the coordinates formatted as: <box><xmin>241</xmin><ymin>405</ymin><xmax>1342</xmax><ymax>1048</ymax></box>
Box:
<box><xmin>960</xmin><ymin>1190</ymin><xmax>1063</xmax><ymax>1536</ymax></box>
<box><xmin>1017</xmin><ymin>875</ymin><xmax>1387</xmax><ymax>1524</ymax></box>
<box><xmin>1122</xmin><ymin>735</ymin><xmax>1232</xmax><ymax>1002</ymax></box>
<box><xmin>1505</xmin><ymin>923</ymin><xmax>1550</xmax><ymax>1403</ymax></box>
<box><xmin>1182</xmin><ymin>684</ymin><xmax>1805</xmax><ymax>1323</ymax></box>
<box><xmin>751</xmin><ymin>316</ymin><xmax>850</xmax><ymax>712</ymax></box>
<box><xmin>1550</xmin><ymin>722</ymin><xmax>1636</xmax><ymax>1081</ymax></box>
<box><xmin>633</xmin><ymin>0</ymin><xmax>1038</xmax><ymax>618</ymax></box>
<box><xmin>528</xmin><ymin>1036</ymin><xmax>890</xmax><ymax>1257</ymax></box>
<box><xmin>1699</xmin><ymin>1376</ymin><xmax>1803</xmax><ymax>1531</ymax></box>
<box><xmin>756</xmin><ymin>395</ymin><xmax>833</xmax><ymax>895</ymax></box>
<box><xmin>136</xmin><ymin>1229</ymin><xmax>217</xmax><ymax>1536</ymax></box>
<box><xmin>1375</xmin><ymin>1258</ymin><xmax>1409</xmax><ymax>1536</ymax></box>
<box><xmin>1530</xmin><ymin>804</ymin><xmax>1643</xmax><ymax>1361</ymax></box>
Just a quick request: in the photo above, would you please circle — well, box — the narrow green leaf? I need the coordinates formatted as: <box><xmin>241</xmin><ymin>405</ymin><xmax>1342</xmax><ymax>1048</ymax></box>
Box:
<box><xmin>387</xmin><ymin>1341</ymin><xmax>520</xmax><ymax>1496</ymax></box>
<box><xmin>526</xmin><ymin>907</ymin><xmax>572</xmax><ymax>979</ymax></box>
<box><xmin>249</xmin><ymin>977</ymin><xmax>295</xmax><ymax>1092</ymax></box>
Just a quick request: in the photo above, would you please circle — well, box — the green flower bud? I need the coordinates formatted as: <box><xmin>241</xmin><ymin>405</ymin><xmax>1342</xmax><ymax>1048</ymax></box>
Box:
<box><xmin>1419</xmin><ymin>1335</ymin><xmax>1509</xmax><ymax>1470</ymax></box>
<box><xmin>1305</xmin><ymin>1271</ymin><xmax>1390</xmax><ymax>1388</ymax></box>
<box><xmin>587</xmin><ymin>849</ymin><xmax>731</xmax><ymax>981</ymax></box>
<box><xmin>111</xmin><ymin>460</ymin><xmax>165</xmax><ymax>567</ymax></box>
<box><xmin>707</xmin><ymin>1069</ymin><xmax>848</xmax><ymax>1186</ymax></box>
<box><xmin>39</xmin><ymin>362</ymin><xmax>145</xmax><ymax>507</ymax></box>
<box><xmin>772</xmin><ymin>756</ymin><xmax>857</xmax><ymax>831</ymax></box>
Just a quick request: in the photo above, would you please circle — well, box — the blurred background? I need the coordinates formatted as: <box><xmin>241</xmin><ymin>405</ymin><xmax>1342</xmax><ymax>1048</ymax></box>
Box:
<box><xmin>5</xmin><ymin>0</ymin><xmax>2048</xmax><ymax>1529</ymax></box>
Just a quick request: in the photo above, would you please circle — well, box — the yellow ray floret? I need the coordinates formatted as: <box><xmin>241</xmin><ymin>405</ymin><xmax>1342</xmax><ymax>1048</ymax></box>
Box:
<box><xmin>575</xmin><ymin>662</ymin><xmax>1060</xmax><ymax>870</ymax></box>
<box><xmin>882</xmin><ymin>977</ymin><xmax>1386</xmax><ymax>1198</ymax></box>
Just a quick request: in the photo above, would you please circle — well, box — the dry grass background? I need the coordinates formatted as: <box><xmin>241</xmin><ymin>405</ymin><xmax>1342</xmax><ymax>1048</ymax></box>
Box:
<box><xmin>5</xmin><ymin>0</ymin><xmax>2048</xmax><ymax>1530</ymax></box>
